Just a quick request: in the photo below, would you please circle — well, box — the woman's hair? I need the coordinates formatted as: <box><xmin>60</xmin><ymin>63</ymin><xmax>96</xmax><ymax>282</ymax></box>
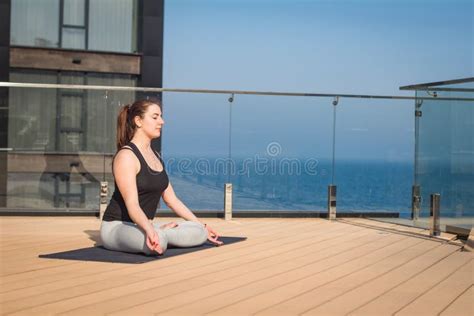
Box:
<box><xmin>116</xmin><ymin>99</ymin><xmax>161</xmax><ymax>151</ymax></box>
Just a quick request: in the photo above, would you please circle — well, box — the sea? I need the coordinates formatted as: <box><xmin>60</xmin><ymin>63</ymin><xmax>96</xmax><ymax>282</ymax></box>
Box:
<box><xmin>161</xmin><ymin>156</ymin><xmax>473</xmax><ymax>219</ymax></box>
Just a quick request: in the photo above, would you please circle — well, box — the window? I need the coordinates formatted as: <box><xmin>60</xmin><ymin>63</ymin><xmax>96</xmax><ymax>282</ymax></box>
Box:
<box><xmin>11</xmin><ymin>0</ymin><xmax>137</xmax><ymax>53</ymax></box>
<box><xmin>61</xmin><ymin>0</ymin><xmax>87</xmax><ymax>50</ymax></box>
<box><xmin>88</xmin><ymin>0</ymin><xmax>137</xmax><ymax>53</ymax></box>
<box><xmin>10</xmin><ymin>0</ymin><xmax>60</xmax><ymax>48</ymax></box>
<box><xmin>9</xmin><ymin>70</ymin><xmax>137</xmax><ymax>153</ymax></box>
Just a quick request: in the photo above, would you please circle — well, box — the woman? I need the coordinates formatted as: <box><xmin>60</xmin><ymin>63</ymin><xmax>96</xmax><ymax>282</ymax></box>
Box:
<box><xmin>100</xmin><ymin>99</ymin><xmax>223</xmax><ymax>256</ymax></box>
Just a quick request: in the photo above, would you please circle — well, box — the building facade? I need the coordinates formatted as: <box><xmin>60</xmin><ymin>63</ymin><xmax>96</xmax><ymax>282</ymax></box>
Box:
<box><xmin>0</xmin><ymin>0</ymin><xmax>164</xmax><ymax>212</ymax></box>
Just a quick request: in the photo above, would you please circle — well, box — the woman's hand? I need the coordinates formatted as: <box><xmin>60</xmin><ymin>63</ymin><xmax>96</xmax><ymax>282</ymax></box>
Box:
<box><xmin>145</xmin><ymin>228</ymin><xmax>164</xmax><ymax>254</ymax></box>
<box><xmin>205</xmin><ymin>224</ymin><xmax>224</xmax><ymax>246</ymax></box>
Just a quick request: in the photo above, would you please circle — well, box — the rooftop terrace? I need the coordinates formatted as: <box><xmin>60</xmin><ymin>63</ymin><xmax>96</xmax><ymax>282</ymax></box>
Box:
<box><xmin>1</xmin><ymin>217</ymin><xmax>472</xmax><ymax>315</ymax></box>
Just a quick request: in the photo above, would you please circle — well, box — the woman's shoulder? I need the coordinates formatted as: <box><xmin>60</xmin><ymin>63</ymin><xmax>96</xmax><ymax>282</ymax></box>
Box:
<box><xmin>116</xmin><ymin>145</ymin><xmax>134</xmax><ymax>156</ymax></box>
<box><xmin>114</xmin><ymin>147</ymin><xmax>140</xmax><ymax>171</ymax></box>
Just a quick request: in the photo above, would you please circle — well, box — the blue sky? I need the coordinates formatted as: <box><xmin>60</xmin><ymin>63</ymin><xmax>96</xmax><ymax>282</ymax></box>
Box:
<box><xmin>161</xmin><ymin>0</ymin><xmax>472</xmax><ymax>161</ymax></box>
<box><xmin>163</xmin><ymin>0</ymin><xmax>472</xmax><ymax>93</ymax></box>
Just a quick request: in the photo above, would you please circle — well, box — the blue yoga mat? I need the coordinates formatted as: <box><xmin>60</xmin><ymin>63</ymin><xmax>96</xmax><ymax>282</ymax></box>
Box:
<box><xmin>39</xmin><ymin>236</ymin><xmax>247</xmax><ymax>264</ymax></box>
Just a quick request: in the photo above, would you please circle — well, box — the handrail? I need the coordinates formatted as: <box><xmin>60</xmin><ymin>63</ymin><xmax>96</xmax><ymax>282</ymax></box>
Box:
<box><xmin>0</xmin><ymin>82</ymin><xmax>473</xmax><ymax>101</ymax></box>
<box><xmin>420</xmin><ymin>88</ymin><xmax>474</xmax><ymax>92</ymax></box>
<box><xmin>400</xmin><ymin>77</ymin><xmax>474</xmax><ymax>90</ymax></box>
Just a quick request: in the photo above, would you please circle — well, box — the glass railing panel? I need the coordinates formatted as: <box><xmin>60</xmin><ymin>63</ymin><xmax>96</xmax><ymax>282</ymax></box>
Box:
<box><xmin>3</xmin><ymin>86</ymin><xmax>108</xmax><ymax>211</ymax></box>
<box><xmin>231</xmin><ymin>95</ymin><xmax>333</xmax><ymax>212</ymax></box>
<box><xmin>160</xmin><ymin>92</ymin><xmax>229</xmax><ymax>212</ymax></box>
<box><xmin>415</xmin><ymin>89</ymin><xmax>473</xmax><ymax>234</ymax></box>
<box><xmin>336</xmin><ymin>98</ymin><xmax>414</xmax><ymax>219</ymax></box>
<box><xmin>101</xmin><ymin>88</ymin><xmax>139</xmax><ymax>204</ymax></box>
<box><xmin>1</xmin><ymin>81</ymin><xmax>471</xmax><ymax>223</ymax></box>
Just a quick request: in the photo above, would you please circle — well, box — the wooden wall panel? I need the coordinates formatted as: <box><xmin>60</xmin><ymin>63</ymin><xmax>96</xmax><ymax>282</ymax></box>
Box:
<box><xmin>8</xmin><ymin>152</ymin><xmax>113</xmax><ymax>174</ymax></box>
<box><xmin>10</xmin><ymin>47</ymin><xmax>141</xmax><ymax>75</ymax></box>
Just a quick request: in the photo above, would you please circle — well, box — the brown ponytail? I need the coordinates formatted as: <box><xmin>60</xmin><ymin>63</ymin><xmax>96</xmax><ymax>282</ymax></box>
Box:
<box><xmin>116</xmin><ymin>99</ymin><xmax>162</xmax><ymax>151</ymax></box>
<box><xmin>116</xmin><ymin>104</ymin><xmax>132</xmax><ymax>151</ymax></box>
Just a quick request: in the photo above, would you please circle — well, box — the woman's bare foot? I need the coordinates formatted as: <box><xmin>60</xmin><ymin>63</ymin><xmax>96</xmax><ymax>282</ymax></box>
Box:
<box><xmin>160</xmin><ymin>222</ymin><xmax>178</xmax><ymax>229</ymax></box>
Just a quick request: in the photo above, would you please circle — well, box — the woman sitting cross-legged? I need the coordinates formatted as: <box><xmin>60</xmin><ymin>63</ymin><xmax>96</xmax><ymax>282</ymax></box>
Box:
<box><xmin>100</xmin><ymin>99</ymin><xmax>223</xmax><ymax>256</ymax></box>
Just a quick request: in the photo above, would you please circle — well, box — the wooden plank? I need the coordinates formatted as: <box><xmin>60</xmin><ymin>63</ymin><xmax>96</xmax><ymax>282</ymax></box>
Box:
<box><xmin>0</xmin><ymin>218</ymin><xmax>259</xmax><ymax>263</ymax></box>
<box><xmin>0</xmin><ymin>219</ymin><xmax>310</xmax><ymax>286</ymax></box>
<box><xmin>340</xmin><ymin>218</ymin><xmax>457</xmax><ymax>241</ymax></box>
<box><xmin>2</xmin><ymin>218</ymin><xmax>322</xmax><ymax>283</ymax></box>
<box><xmin>395</xmin><ymin>260</ymin><xmax>474</xmax><ymax>315</ymax></box>
<box><xmin>440</xmin><ymin>285</ymin><xmax>473</xmax><ymax>316</ymax></box>
<box><xmin>154</xmin><ymin>234</ymin><xmax>413</xmax><ymax>316</ymax></box>
<box><xmin>10</xmin><ymin>47</ymin><xmax>140</xmax><ymax>75</ymax></box>
<box><xmin>349</xmin><ymin>252</ymin><xmax>473</xmax><ymax>315</ymax></box>
<box><xmin>1</xmin><ymin>235</ymin><xmax>83</xmax><ymax>253</ymax></box>
<box><xmin>302</xmin><ymin>247</ymin><xmax>467</xmax><ymax>315</ymax></box>
<box><xmin>343</xmin><ymin>218</ymin><xmax>427</xmax><ymax>233</ymax></box>
<box><xmin>0</xmin><ymin>219</ymin><xmax>326</xmax><ymax>294</ymax></box>
<box><xmin>1</xmin><ymin>217</ymin><xmax>469</xmax><ymax>316</ymax></box>
<box><xmin>1</xmin><ymin>239</ymin><xmax>97</xmax><ymax>275</ymax></box>
<box><xmin>2</xmin><ymin>274</ymin><xmax>152</xmax><ymax>315</ymax></box>
<box><xmin>205</xmin><ymin>235</ymin><xmax>422</xmax><ymax>315</ymax></box>
<box><xmin>252</xmin><ymin>241</ymin><xmax>451</xmax><ymax>315</ymax></box>
<box><xmin>1</xmin><ymin>262</ymin><xmax>108</xmax><ymax>295</ymax></box>
<box><xmin>3</xmin><ymin>222</ymin><xmax>367</xmax><ymax>314</ymax></box>
<box><xmin>0</xmin><ymin>219</ymin><xmax>341</xmax><ymax>289</ymax></box>
<box><xmin>1</xmin><ymin>257</ymin><xmax>83</xmax><ymax>277</ymax></box>
<box><xmin>84</xmin><ymin>230</ymin><xmax>401</xmax><ymax>315</ymax></box>
<box><xmin>177</xmin><ymin>235</ymin><xmax>422</xmax><ymax>316</ymax></box>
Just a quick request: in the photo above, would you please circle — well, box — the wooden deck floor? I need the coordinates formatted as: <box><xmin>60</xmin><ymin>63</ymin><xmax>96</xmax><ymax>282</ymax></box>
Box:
<box><xmin>0</xmin><ymin>217</ymin><xmax>472</xmax><ymax>316</ymax></box>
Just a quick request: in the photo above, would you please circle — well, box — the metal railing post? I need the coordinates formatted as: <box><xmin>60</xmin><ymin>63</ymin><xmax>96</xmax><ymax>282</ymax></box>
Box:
<box><xmin>412</xmin><ymin>185</ymin><xmax>421</xmax><ymax>220</ymax></box>
<box><xmin>224</xmin><ymin>93</ymin><xmax>234</xmax><ymax>221</ymax></box>
<box><xmin>328</xmin><ymin>96</ymin><xmax>338</xmax><ymax>221</ymax></box>
<box><xmin>430</xmin><ymin>193</ymin><xmax>441</xmax><ymax>236</ymax></box>
<box><xmin>328</xmin><ymin>185</ymin><xmax>337</xmax><ymax>220</ymax></box>
<box><xmin>224</xmin><ymin>183</ymin><xmax>233</xmax><ymax>221</ymax></box>
<box><xmin>99</xmin><ymin>181</ymin><xmax>108</xmax><ymax>220</ymax></box>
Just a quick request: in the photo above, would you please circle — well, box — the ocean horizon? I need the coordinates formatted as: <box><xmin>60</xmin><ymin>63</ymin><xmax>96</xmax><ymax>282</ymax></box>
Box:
<box><xmin>162</xmin><ymin>156</ymin><xmax>473</xmax><ymax>219</ymax></box>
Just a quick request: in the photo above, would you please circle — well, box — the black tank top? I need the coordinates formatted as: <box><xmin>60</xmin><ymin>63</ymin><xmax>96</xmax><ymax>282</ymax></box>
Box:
<box><xmin>103</xmin><ymin>142</ymin><xmax>169</xmax><ymax>222</ymax></box>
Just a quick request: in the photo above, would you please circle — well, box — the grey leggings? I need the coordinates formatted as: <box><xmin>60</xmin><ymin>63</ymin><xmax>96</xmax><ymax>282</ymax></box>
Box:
<box><xmin>100</xmin><ymin>220</ymin><xmax>208</xmax><ymax>255</ymax></box>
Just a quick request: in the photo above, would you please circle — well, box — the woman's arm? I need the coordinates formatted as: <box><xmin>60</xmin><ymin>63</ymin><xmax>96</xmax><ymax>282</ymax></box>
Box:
<box><xmin>162</xmin><ymin>182</ymin><xmax>223</xmax><ymax>245</ymax></box>
<box><xmin>161</xmin><ymin>182</ymin><xmax>204</xmax><ymax>225</ymax></box>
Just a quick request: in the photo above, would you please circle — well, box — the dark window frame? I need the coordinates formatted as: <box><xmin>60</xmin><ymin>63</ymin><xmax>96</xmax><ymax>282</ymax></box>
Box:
<box><xmin>58</xmin><ymin>0</ymin><xmax>89</xmax><ymax>50</ymax></box>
